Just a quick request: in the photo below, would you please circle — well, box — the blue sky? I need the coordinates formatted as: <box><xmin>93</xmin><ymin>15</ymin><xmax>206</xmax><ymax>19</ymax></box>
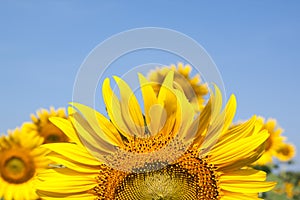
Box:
<box><xmin>0</xmin><ymin>1</ymin><xmax>299</xmax><ymax>169</ymax></box>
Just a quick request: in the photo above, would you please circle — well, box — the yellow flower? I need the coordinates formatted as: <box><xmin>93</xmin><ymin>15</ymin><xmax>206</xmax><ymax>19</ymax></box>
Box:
<box><xmin>0</xmin><ymin>128</ymin><xmax>49</xmax><ymax>200</ymax></box>
<box><xmin>276</xmin><ymin>143</ymin><xmax>296</xmax><ymax>162</ymax></box>
<box><xmin>148</xmin><ymin>63</ymin><xmax>208</xmax><ymax>111</ymax></box>
<box><xmin>254</xmin><ymin>118</ymin><xmax>286</xmax><ymax>165</ymax></box>
<box><xmin>22</xmin><ymin>107</ymin><xmax>69</xmax><ymax>144</ymax></box>
<box><xmin>284</xmin><ymin>182</ymin><xmax>294</xmax><ymax>199</ymax></box>
<box><xmin>36</xmin><ymin>72</ymin><xmax>275</xmax><ymax>199</ymax></box>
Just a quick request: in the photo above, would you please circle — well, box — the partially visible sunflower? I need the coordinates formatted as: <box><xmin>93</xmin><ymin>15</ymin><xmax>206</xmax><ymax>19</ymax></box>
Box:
<box><xmin>254</xmin><ymin>118</ymin><xmax>285</xmax><ymax>165</ymax></box>
<box><xmin>148</xmin><ymin>63</ymin><xmax>208</xmax><ymax>111</ymax></box>
<box><xmin>0</xmin><ymin>128</ymin><xmax>49</xmax><ymax>200</ymax></box>
<box><xmin>254</xmin><ymin>118</ymin><xmax>295</xmax><ymax>165</ymax></box>
<box><xmin>22</xmin><ymin>107</ymin><xmax>69</xmax><ymax>144</ymax></box>
<box><xmin>284</xmin><ymin>182</ymin><xmax>294</xmax><ymax>199</ymax></box>
<box><xmin>276</xmin><ymin>143</ymin><xmax>296</xmax><ymax>162</ymax></box>
<box><xmin>36</xmin><ymin>72</ymin><xmax>275</xmax><ymax>199</ymax></box>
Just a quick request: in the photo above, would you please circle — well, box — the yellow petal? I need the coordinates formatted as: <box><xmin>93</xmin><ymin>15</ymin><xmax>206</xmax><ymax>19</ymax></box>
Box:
<box><xmin>138</xmin><ymin>73</ymin><xmax>158</xmax><ymax>134</ymax></box>
<box><xmin>210</xmin><ymin>130</ymin><xmax>269</xmax><ymax>166</ymax></box>
<box><xmin>69</xmin><ymin>113</ymin><xmax>116</xmax><ymax>157</ymax></box>
<box><xmin>47</xmin><ymin>154</ymin><xmax>100</xmax><ymax>173</ymax></box>
<box><xmin>220</xmin><ymin>169</ymin><xmax>267</xmax><ymax>182</ymax></box>
<box><xmin>216</xmin><ymin>116</ymin><xmax>257</xmax><ymax>147</ymax></box>
<box><xmin>113</xmin><ymin>76</ymin><xmax>145</xmax><ymax>137</ymax></box>
<box><xmin>221</xmin><ymin>181</ymin><xmax>276</xmax><ymax>193</ymax></box>
<box><xmin>49</xmin><ymin>117</ymin><xmax>81</xmax><ymax>144</ymax></box>
<box><xmin>70</xmin><ymin>103</ymin><xmax>123</xmax><ymax>147</ymax></box>
<box><xmin>42</xmin><ymin>143</ymin><xmax>100</xmax><ymax>166</ymax></box>
<box><xmin>102</xmin><ymin>78</ymin><xmax>133</xmax><ymax>138</ymax></box>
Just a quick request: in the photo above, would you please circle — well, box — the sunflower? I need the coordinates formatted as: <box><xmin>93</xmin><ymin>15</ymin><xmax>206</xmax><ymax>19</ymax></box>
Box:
<box><xmin>148</xmin><ymin>63</ymin><xmax>208</xmax><ymax>111</ymax></box>
<box><xmin>0</xmin><ymin>128</ymin><xmax>49</xmax><ymax>200</ymax></box>
<box><xmin>22</xmin><ymin>107</ymin><xmax>69</xmax><ymax>144</ymax></box>
<box><xmin>284</xmin><ymin>182</ymin><xmax>294</xmax><ymax>198</ymax></box>
<box><xmin>254</xmin><ymin>118</ymin><xmax>289</xmax><ymax>165</ymax></box>
<box><xmin>276</xmin><ymin>143</ymin><xmax>296</xmax><ymax>162</ymax></box>
<box><xmin>36</xmin><ymin>72</ymin><xmax>275</xmax><ymax>199</ymax></box>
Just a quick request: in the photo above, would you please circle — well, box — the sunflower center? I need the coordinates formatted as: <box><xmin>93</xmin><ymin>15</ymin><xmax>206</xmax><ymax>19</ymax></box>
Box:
<box><xmin>0</xmin><ymin>149</ymin><xmax>35</xmax><ymax>184</ymax></box>
<box><xmin>94</xmin><ymin>153</ymin><xmax>219</xmax><ymax>199</ymax></box>
<box><xmin>114</xmin><ymin>165</ymin><xmax>198</xmax><ymax>200</ymax></box>
<box><xmin>113</xmin><ymin>156</ymin><xmax>219</xmax><ymax>200</ymax></box>
<box><xmin>40</xmin><ymin>123</ymin><xmax>69</xmax><ymax>144</ymax></box>
<box><xmin>279</xmin><ymin>146</ymin><xmax>290</xmax><ymax>155</ymax></box>
<box><xmin>5</xmin><ymin>157</ymin><xmax>25</xmax><ymax>174</ymax></box>
<box><xmin>265</xmin><ymin>136</ymin><xmax>272</xmax><ymax>151</ymax></box>
<box><xmin>45</xmin><ymin>134</ymin><xmax>60</xmax><ymax>143</ymax></box>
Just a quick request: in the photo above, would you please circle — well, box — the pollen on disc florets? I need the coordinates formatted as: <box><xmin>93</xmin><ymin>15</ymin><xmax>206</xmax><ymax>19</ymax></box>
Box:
<box><xmin>93</xmin><ymin>150</ymin><xmax>220</xmax><ymax>200</ymax></box>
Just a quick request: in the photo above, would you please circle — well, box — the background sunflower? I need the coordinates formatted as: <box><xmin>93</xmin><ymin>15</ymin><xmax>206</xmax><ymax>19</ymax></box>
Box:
<box><xmin>0</xmin><ymin>128</ymin><xmax>49</xmax><ymax>200</ymax></box>
<box><xmin>254</xmin><ymin>118</ymin><xmax>295</xmax><ymax>166</ymax></box>
<box><xmin>22</xmin><ymin>107</ymin><xmax>70</xmax><ymax>144</ymax></box>
<box><xmin>148</xmin><ymin>63</ymin><xmax>208</xmax><ymax>111</ymax></box>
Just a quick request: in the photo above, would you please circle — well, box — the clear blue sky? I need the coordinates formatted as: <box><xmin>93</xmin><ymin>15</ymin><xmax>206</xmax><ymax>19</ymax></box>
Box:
<box><xmin>0</xmin><ymin>1</ymin><xmax>299</xmax><ymax>169</ymax></box>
